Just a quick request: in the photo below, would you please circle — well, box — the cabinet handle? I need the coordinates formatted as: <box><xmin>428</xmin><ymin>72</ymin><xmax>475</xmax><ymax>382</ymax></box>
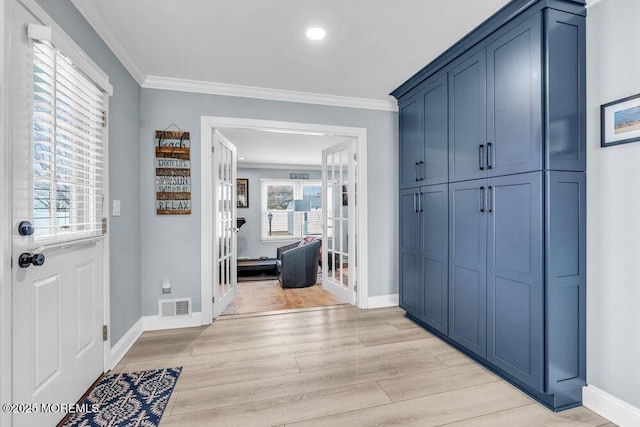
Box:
<box><xmin>419</xmin><ymin>161</ymin><xmax>425</xmax><ymax>181</ymax></box>
<box><xmin>479</xmin><ymin>187</ymin><xmax>485</xmax><ymax>212</ymax></box>
<box><xmin>415</xmin><ymin>162</ymin><xmax>420</xmax><ymax>181</ymax></box>
<box><xmin>479</xmin><ymin>145</ymin><xmax>485</xmax><ymax>170</ymax></box>
<box><xmin>487</xmin><ymin>142</ymin><xmax>493</xmax><ymax>169</ymax></box>
<box><xmin>413</xmin><ymin>193</ymin><xmax>418</xmax><ymax>213</ymax></box>
<box><xmin>418</xmin><ymin>192</ymin><xmax>423</xmax><ymax>212</ymax></box>
<box><xmin>487</xmin><ymin>186</ymin><xmax>493</xmax><ymax>213</ymax></box>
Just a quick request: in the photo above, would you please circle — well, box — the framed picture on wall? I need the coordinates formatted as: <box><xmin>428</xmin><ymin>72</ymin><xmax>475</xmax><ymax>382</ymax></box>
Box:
<box><xmin>237</xmin><ymin>178</ymin><xmax>249</xmax><ymax>208</ymax></box>
<box><xmin>601</xmin><ymin>93</ymin><xmax>640</xmax><ymax>147</ymax></box>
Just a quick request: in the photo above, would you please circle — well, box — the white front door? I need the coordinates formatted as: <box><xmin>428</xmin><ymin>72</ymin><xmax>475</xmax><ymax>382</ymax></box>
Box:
<box><xmin>9</xmin><ymin>2</ymin><xmax>106</xmax><ymax>426</ymax></box>
<box><xmin>322</xmin><ymin>139</ymin><xmax>357</xmax><ymax>304</ymax></box>
<box><xmin>212</xmin><ymin>130</ymin><xmax>237</xmax><ymax>317</ymax></box>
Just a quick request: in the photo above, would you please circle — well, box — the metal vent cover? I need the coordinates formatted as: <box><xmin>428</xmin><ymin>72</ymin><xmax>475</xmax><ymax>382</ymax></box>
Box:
<box><xmin>159</xmin><ymin>298</ymin><xmax>191</xmax><ymax>318</ymax></box>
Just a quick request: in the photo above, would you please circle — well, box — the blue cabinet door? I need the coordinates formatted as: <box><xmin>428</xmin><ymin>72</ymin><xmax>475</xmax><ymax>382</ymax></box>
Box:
<box><xmin>487</xmin><ymin>15</ymin><xmax>543</xmax><ymax>177</ymax></box>
<box><xmin>400</xmin><ymin>189</ymin><xmax>421</xmax><ymax>317</ymax></box>
<box><xmin>420</xmin><ymin>184</ymin><xmax>448</xmax><ymax>333</ymax></box>
<box><xmin>448</xmin><ymin>50</ymin><xmax>487</xmax><ymax>183</ymax></box>
<box><xmin>449</xmin><ymin>179</ymin><xmax>486</xmax><ymax>357</ymax></box>
<box><xmin>422</xmin><ymin>75</ymin><xmax>448</xmax><ymax>185</ymax></box>
<box><xmin>486</xmin><ymin>172</ymin><xmax>543</xmax><ymax>391</ymax></box>
<box><xmin>399</xmin><ymin>94</ymin><xmax>424</xmax><ymax>189</ymax></box>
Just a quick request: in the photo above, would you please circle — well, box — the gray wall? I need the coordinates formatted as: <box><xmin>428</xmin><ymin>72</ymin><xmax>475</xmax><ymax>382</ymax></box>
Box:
<box><xmin>236</xmin><ymin>167</ymin><xmax>322</xmax><ymax>260</ymax></box>
<box><xmin>140</xmin><ymin>88</ymin><xmax>398</xmax><ymax>314</ymax></box>
<box><xmin>586</xmin><ymin>0</ymin><xmax>640</xmax><ymax>409</ymax></box>
<box><xmin>36</xmin><ymin>0</ymin><xmax>142</xmax><ymax>344</ymax></box>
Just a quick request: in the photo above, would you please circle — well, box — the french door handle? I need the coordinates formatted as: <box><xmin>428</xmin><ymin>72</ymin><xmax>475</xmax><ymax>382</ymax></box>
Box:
<box><xmin>479</xmin><ymin>145</ymin><xmax>485</xmax><ymax>170</ymax></box>
<box><xmin>487</xmin><ymin>143</ymin><xmax>493</xmax><ymax>169</ymax></box>
<box><xmin>487</xmin><ymin>186</ymin><xmax>493</xmax><ymax>213</ymax></box>
<box><xmin>479</xmin><ymin>187</ymin><xmax>485</xmax><ymax>212</ymax></box>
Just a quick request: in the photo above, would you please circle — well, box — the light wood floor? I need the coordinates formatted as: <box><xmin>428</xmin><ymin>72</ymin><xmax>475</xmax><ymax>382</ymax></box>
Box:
<box><xmin>114</xmin><ymin>306</ymin><xmax>614</xmax><ymax>427</ymax></box>
<box><xmin>221</xmin><ymin>279</ymin><xmax>346</xmax><ymax>316</ymax></box>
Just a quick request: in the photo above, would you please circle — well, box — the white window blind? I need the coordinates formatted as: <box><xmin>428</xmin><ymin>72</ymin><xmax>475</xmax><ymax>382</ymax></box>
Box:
<box><xmin>32</xmin><ymin>40</ymin><xmax>106</xmax><ymax>241</ymax></box>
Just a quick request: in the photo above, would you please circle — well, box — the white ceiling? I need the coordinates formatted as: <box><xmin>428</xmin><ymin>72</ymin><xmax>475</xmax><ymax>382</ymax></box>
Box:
<box><xmin>74</xmin><ymin>0</ymin><xmax>517</xmax><ymax>165</ymax></box>
<box><xmin>219</xmin><ymin>128</ymin><xmax>348</xmax><ymax>168</ymax></box>
<box><xmin>75</xmin><ymin>0</ymin><xmax>512</xmax><ymax>106</ymax></box>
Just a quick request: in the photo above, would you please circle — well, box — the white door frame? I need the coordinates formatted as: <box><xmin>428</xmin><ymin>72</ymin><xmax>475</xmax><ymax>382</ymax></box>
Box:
<box><xmin>0</xmin><ymin>0</ymin><xmax>11</xmax><ymax>423</ymax></box>
<box><xmin>200</xmin><ymin>116</ymin><xmax>369</xmax><ymax>324</ymax></box>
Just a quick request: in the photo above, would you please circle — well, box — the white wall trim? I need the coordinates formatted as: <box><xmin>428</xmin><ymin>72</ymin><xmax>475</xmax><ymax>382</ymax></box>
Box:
<box><xmin>367</xmin><ymin>294</ymin><xmax>399</xmax><ymax>309</ymax></box>
<box><xmin>145</xmin><ymin>76</ymin><xmax>399</xmax><ymax>112</ymax></box>
<box><xmin>583</xmin><ymin>385</ymin><xmax>640</xmax><ymax>427</ymax></box>
<box><xmin>239</xmin><ymin>162</ymin><xmax>321</xmax><ymax>171</ymax></box>
<box><xmin>69</xmin><ymin>0</ymin><xmax>145</xmax><ymax>85</ymax></box>
<box><xmin>108</xmin><ymin>318</ymin><xmax>143</xmax><ymax>370</ymax></box>
<box><xmin>142</xmin><ymin>312</ymin><xmax>203</xmax><ymax>332</ymax></box>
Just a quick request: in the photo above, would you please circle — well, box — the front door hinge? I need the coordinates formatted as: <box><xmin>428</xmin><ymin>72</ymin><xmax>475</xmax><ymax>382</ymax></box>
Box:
<box><xmin>354</xmin><ymin>284</ymin><xmax>357</xmax><ymax>292</ymax></box>
<box><xmin>211</xmin><ymin>146</ymin><xmax>215</xmax><ymax>153</ymax></box>
<box><xmin>212</xmin><ymin>296</ymin><xmax>215</xmax><ymax>303</ymax></box>
<box><xmin>102</xmin><ymin>325</ymin><xmax>108</xmax><ymax>341</ymax></box>
<box><xmin>102</xmin><ymin>218</ymin><xmax>108</xmax><ymax>234</ymax></box>
<box><xmin>354</xmin><ymin>152</ymin><xmax>358</xmax><ymax>161</ymax></box>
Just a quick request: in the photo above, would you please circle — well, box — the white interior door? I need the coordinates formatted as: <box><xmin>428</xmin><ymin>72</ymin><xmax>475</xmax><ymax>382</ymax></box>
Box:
<box><xmin>10</xmin><ymin>2</ymin><xmax>106</xmax><ymax>425</ymax></box>
<box><xmin>322</xmin><ymin>139</ymin><xmax>357</xmax><ymax>304</ymax></box>
<box><xmin>212</xmin><ymin>130</ymin><xmax>237</xmax><ymax>317</ymax></box>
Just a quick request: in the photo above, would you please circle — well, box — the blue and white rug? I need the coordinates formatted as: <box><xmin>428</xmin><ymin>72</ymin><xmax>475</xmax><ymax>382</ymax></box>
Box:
<box><xmin>63</xmin><ymin>367</ymin><xmax>182</xmax><ymax>427</ymax></box>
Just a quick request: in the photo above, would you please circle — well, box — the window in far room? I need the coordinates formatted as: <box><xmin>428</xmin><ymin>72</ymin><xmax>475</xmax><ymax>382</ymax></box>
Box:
<box><xmin>261</xmin><ymin>179</ymin><xmax>322</xmax><ymax>241</ymax></box>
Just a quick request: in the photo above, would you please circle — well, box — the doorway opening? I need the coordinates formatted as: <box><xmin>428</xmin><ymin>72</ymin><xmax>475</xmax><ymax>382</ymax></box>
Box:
<box><xmin>200</xmin><ymin>117</ymin><xmax>368</xmax><ymax>322</ymax></box>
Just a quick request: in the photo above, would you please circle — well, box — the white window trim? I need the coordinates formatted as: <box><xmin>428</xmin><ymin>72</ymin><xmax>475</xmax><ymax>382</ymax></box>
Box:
<box><xmin>260</xmin><ymin>179</ymin><xmax>322</xmax><ymax>242</ymax></box>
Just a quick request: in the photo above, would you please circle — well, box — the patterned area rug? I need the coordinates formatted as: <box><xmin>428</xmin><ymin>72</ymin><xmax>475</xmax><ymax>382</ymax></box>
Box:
<box><xmin>63</xmin><ymin>367</ymin><xmax>182</xmax><ymax>427</ymax></box>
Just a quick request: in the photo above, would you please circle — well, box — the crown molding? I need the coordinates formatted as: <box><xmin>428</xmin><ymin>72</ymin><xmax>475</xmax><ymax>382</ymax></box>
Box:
<box><xmin>143</xmin><ymin>76</ymin><xmax>399</xmax><ymax>112</ymax></box>
<box><xmin>70</xmin><ymin>0</ymin><xmax>146</xmax><ymax>85</ymax></box>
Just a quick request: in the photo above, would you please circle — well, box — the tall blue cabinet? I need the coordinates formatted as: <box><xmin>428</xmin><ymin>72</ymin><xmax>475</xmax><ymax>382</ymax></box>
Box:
<box><xmin>393</xmin><ymin>0</ymin><xmax>586</xmax><ymax>411</ymax></box>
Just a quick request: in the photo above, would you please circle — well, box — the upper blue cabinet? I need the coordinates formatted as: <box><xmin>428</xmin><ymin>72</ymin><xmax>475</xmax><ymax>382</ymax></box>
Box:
<box><xmin>399</xmin><ymin>74</ymin><xmax>448</xmax><ymax>188</ymax></box>
<box><xmin>394</xmin><ymin>0</ymin><xmax>586</xmax><ymax>186</ymax></box>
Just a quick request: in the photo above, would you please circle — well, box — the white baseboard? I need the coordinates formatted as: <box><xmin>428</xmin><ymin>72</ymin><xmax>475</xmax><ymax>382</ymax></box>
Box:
<box><xmin>109</xmin><ymin>317</ymin><xmax>143</xmax><ymax>370</ymax></box>
<box><xmin>367</xmin><ymin>294</ymin><xmax>399</xmax><ymax>309</ymax></box>
<box><xmin>142</xmin><ymin>312</ymin><xmax>203</xmax><ymax>331</ymax></box>
<box><xmin>583</xmin><ymin>385</ymin><xmax>640</xmax><ymax>427</ymax></box>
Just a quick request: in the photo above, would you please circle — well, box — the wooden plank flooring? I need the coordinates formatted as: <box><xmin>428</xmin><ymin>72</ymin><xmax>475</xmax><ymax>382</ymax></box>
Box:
<box><xmin>221</xmin><ymin>280</ymin><xmax>346</xmax><ymax>315</ymax></box>
<box><xmin>114</xmin><ymin>305</ymin><xmax>613</xmax><ymax>427</ymax></box>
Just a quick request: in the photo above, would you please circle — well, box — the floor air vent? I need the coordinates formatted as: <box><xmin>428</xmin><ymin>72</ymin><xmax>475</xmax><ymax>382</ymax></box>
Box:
<box><xmin>159</xmin><ymin>298</ymin><xmax>192</xmax><ymax>318</ymax></box>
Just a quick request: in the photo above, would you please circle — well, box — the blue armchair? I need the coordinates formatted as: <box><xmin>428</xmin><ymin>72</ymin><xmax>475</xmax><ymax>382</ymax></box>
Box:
<box><xmin>276</xmin><ymin>240</ymin><xmax>321</xmax><ymax>288</ymax></box>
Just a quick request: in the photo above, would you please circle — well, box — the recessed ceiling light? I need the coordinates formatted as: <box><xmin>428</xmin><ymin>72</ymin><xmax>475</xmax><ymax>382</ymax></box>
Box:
<box><xmin>237</xmin><ymin>157</ymin><xmax>245</xmax><ymax>160</ymax></box>
<box><xmin>306</xmin><ymin>27</ymin><xmax>326</xmax><ymax>41</ymax></box>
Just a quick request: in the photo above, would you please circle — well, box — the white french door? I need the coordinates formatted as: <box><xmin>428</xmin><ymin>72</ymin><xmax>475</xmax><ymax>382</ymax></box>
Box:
<box><xmin>322</xmin><ymin>139</ymin><xmax>357</xmax><ymax>304</ymax></box>
<box><xmin>212</xmin><ymin>130</ymin><xmax>237</xmax><ymax>317</ymax></box>
<box><xmin>9</xmin><ymin>2</ymin><xmax>106</xmax><ymax>426</ymax></box>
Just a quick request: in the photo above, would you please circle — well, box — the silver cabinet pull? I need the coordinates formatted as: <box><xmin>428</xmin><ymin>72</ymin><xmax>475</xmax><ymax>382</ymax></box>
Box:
<box><xmin>488</xmin><ymin>186</ymin><xmax>493</xmax><ymax>213</ymax></box>
<box><xmin>487</xmin><ymin>142</ymin><xmax>493</xmax><ymax>169</ymax></box>
<box><xmin>479</xmin><ymin>145</ymin><xmax>485</xmax><ymax>170</ymax></box>
<box><xmin>480</xmin><ymin>187</ymin><xmax>485</xmax><ymax>212</ymax></box>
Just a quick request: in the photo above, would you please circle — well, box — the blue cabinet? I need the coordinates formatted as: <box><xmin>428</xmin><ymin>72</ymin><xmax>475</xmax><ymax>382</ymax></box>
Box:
<box><xmin>399</xmin><ymin>189</ymin><xmax>420</xmax><ymax>317</ymax></box>
<box><xmin>449</xmin><ymin>180</ymin><xmax>486</xmax><ymax>357</ymax></box>
<box><xmin>448</xmin><ymin>51</ymin><xmax>486</xmax><ymax>183</ymax></box>
<box><xmin>399</xmin><ymin>73</ymin><xmax>448</xmax><ymax>189</ymax></box>
<box><xmin>420</xmin><ymin>184</ymin><xmax>448</xmax><ymax>333</ymax></box>
<box><xmin>486</xmin><ymin>172</ymin><xmax>543</xmax><ymax>391</ymax></box>
<box><xmin>393</xmin><ymin>0</ymin><xmax>586</xmax><ymax>411</ymax></box>
<box><xmin>400</xmin><ymin>185</ymin><xmax>449</xmax><ymax>333</ymax></box>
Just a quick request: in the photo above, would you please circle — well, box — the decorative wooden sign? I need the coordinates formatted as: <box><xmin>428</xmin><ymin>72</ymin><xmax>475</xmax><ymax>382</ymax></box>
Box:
<box><xmin>155</xmin><ymin>130</ymin><xmax>191</xmax><ymax>215</ymax></box>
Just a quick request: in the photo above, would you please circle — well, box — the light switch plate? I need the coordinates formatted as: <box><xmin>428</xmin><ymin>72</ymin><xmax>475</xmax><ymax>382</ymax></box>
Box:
<box><xmin>112</xmin><ymin>200</ymin><xmax>121</xmax><ymax>217</ymax></box>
